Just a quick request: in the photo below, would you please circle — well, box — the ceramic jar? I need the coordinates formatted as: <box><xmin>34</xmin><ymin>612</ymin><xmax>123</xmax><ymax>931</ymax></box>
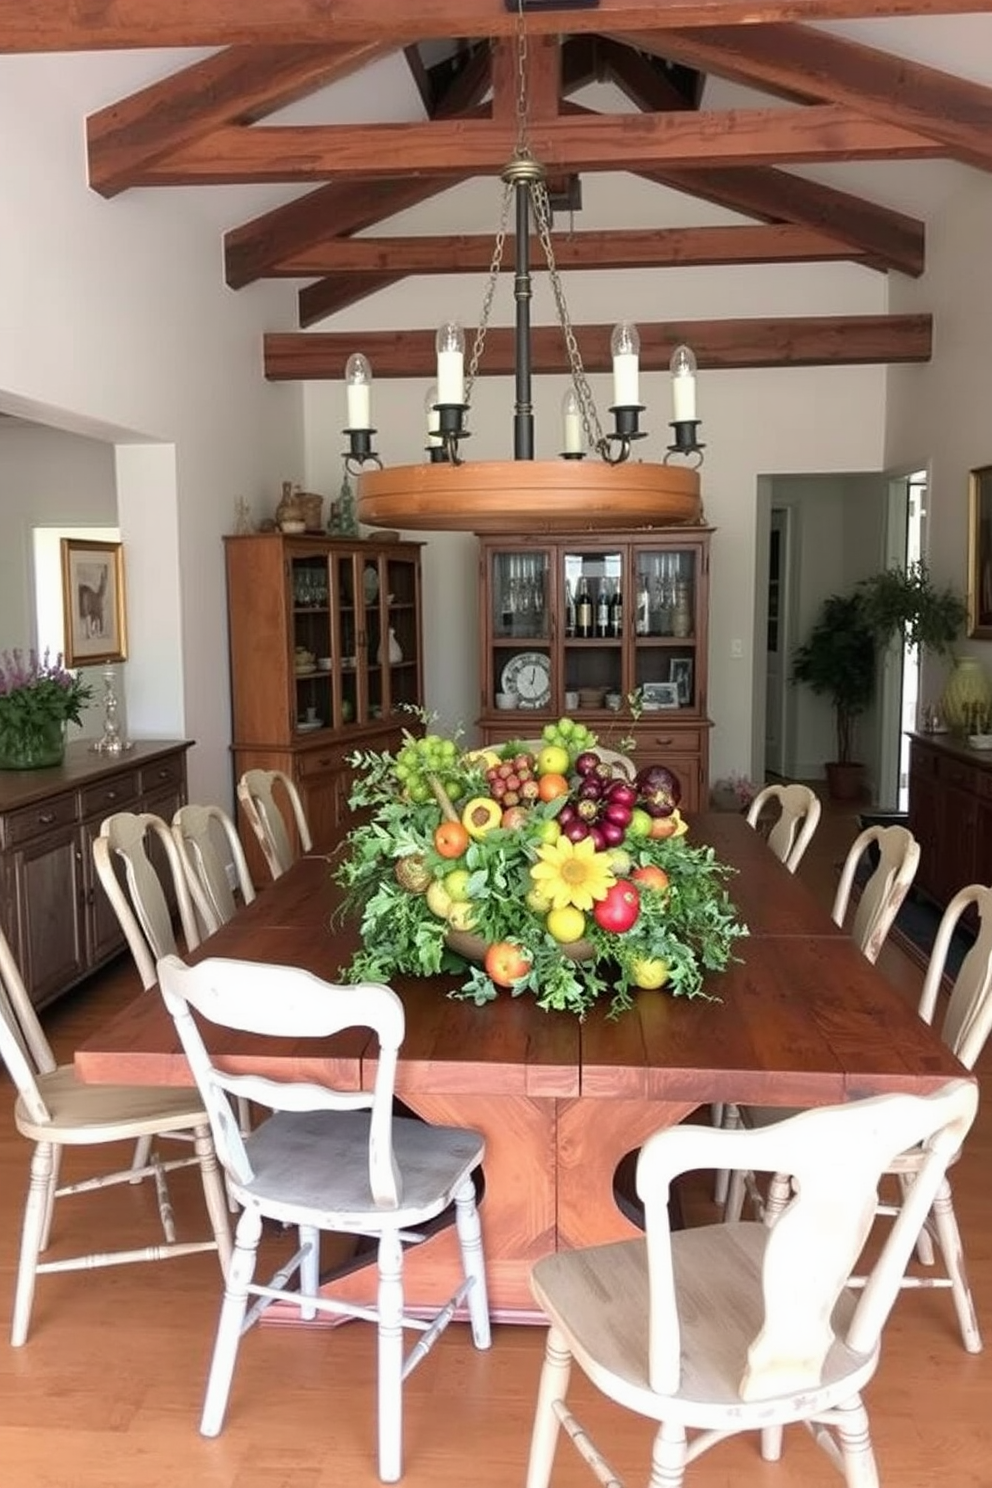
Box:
<box><xmin>940</xmin><ymin>656</ymin><xmax>992</xmax><ymax>732</ymax></box>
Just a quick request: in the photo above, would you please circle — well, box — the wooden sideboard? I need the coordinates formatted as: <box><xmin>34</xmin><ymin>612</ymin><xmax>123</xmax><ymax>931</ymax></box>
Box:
<box><xmin>907</xmin><ymin>731</ymin><xmax>992</xmax><ymax>911</ymax></box>
<box><xmin>0</xmin><ymin>740</ymin><xmax>190</xmax><ymax>1009</ymax></box>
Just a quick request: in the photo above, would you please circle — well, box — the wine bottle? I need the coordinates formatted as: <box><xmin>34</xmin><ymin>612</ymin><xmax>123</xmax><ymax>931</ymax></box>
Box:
<box><xmin>564</xmin><ymin>579</ymin><xmax>576</xmax><ymax>638</ymax></box>
<box><xmin>610</xmin><ymin>581</ymin><xmax>623</xmax><ymax>637</ymax></box>
<box><xmin>576</xmin><ymin>577</ymin><xmax>592</xmax><ymax>639</ymax></box>
<box><xmin>596</xmin><ymin>583</ymin><xmax>610</xmax><ymax>638</ymax></box>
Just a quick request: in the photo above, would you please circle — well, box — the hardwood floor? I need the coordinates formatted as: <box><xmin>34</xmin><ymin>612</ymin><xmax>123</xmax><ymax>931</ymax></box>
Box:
<box><xmin>2</xmin><ymin>795</ymin><xmax>991</xmax><ymax>1486</ymax></box>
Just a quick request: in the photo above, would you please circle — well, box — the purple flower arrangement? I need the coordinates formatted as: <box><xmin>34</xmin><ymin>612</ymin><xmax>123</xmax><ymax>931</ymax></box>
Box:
<box><xmin>0</xmin><ymin>649</ymin><xmax>92</xmax><ymax>767</ymax></box>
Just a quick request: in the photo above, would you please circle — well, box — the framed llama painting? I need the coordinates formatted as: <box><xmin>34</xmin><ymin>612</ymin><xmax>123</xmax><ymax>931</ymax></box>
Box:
<box><xmin>61</xmin><ymin>539</ymin><xmax>128</xmax><ymax>666</ymax></box>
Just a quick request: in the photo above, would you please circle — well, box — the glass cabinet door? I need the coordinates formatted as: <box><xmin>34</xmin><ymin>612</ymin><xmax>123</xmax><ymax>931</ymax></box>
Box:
<box><xmin>290</xmin><ymin>552</ymin><xmax>334</xmax><ymax>734</ymax></box>
<box><xmin>633</xmin><ymin>545</ymin><xmax>699</xmax><ymax>711</ymax></box>
<box><xmin>488</xmin><ymin>546</ymin><xmax>552</xmax><ymax>713</ymax></box>
<box><xmin>561</xmin><ymin>545</ymin><xmax>624</xmax><ymax>712</ymax></box>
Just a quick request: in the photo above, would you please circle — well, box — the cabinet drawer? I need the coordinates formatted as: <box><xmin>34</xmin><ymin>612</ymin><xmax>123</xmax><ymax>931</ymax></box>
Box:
<box><xmin>937</xmin><ymin>755</ymin><xmax>978</xmax><ymax>793</ymax></box>
<box><xmin>81</xmin><ymin>770</ymin><xmax>139</xmax><ymax>820</ymax></box>
<box><xmin>638</xmin><ymin>726</ymin><xmax>702</xmax><ymax>755</ymax></box>
<box><xmin>4</xmin><ymin>791</ymin><xmax>78</xmax><ymax>848</ymax></box>
<box><xmin>297</xmin><ymin>743</ymin><xmax>350</xmax><ymax>780</ymax></box>
<box><xmin>139</xmin><ymin>756</ymin><xmax>185</xmax><ymax>795</ymax></box>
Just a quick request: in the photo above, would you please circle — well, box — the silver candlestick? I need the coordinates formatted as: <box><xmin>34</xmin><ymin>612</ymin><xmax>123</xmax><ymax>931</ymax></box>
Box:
<box><xmin>90</xmin><ymin>666</ymin><xmax>133</xmax><ymax>755</ymax></box>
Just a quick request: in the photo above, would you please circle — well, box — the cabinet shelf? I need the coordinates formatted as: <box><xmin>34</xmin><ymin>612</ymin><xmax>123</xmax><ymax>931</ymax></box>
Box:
<box><xmin>478</xmin><ymin>530</ymin><xmax>712</xmax><ymax>812</ymax></box>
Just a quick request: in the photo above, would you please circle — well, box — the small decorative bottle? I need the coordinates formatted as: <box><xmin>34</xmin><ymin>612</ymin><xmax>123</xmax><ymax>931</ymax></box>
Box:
<box><xmin>378</xmin><ymin>628</ymin><xmax>403</xmax><ymax>665</ymax></box>
<box><xmin>610</xmin><ymin>580</ymin><xmax>624</xmax><ymax>638</ymax></box>
<box><xmin>596</xmin><ymin>583</ymin><xmax>610</xmax><ymax>638</ymax></box>
<box><xmin>635</xmin><ymin>580</ymin><xmax>651</xmax><ymax>636</ymax></box>
<box><xmin>672</xmin><ymin>580</ymin><xmax>693</xmax><ymax>638</ymax></box>
<box><xmin>564</xmin><ymin>579</ymin><xmax>576</xmax><ymax>638</ymax></box>
<box><xmin>576</xmin><ymin>577</ymin><xmax>593</xmax><ymax>639</ymax></box>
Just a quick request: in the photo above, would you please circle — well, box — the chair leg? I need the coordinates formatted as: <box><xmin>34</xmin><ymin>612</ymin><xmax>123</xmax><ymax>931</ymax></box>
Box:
<box><xmin>761</xmin><ymin>1424</ymin><xmax>784</xmax><ymax>1461</ymax></box>
<box><xmin>898</xmin><ymin>1171</ymin><xmax>936</xmax><ymax>1265</ymax></box>
<box><xmin>929</xmin><ymin>1178</ymin><xmax>982</xmax><ymax>1353</ymax></box>
<box><xmin>454</xmin><ymin>1176</ymin><xmax>491</xmax><ymax>1350</ymax></box>
<box><xmin>834</xmin><ymin>1397</ymin><xmax>879</xmax><ymax>1488</ymax></box>
<box><xmin>193</xmin><ymin>1125</ymin><xmax>234</xmax><ymax>1274</ymax></box>
<box><xmin>649</xmin><ymin>1419</ymin><xmax>689</xmax><ymax>1488</ymax></box>
<box><xmin>200</xmin><ymin>1205</ymin><xmax>263</xmax><ymax>1438</ymax></box>
<box><xmin>11</xmin><ymin>1141</ymin><xmax>54</xmax><ymax>1347</ymax></box>
<box><xmin>526</xmin><ymin>1327</ymin><xmax>572</xmax><ymax>1488</ymax></box>
<box><xmin>724</xmin><ymin>1167</ymin><xmax>747</xmax><ymax>1223</ymax></box>
<box><xmin>38</xmin><ymin>1143</ymin><xmax>62</xmax><ymax>1254</ymax></box>
<box><xmin>130</xmin><ymin>1133</ymin><xmax>153</xmax><ymax>1180</ymax></box>
<box><xmin>298</xmin><ymin>1224</ymin><xmax>320</xmax><ymax>1321</ymax></box>
<box><xmin>377</xmin><ymin>1227</ymin><xmax>405</xmax><ymax>1484</ymax></box>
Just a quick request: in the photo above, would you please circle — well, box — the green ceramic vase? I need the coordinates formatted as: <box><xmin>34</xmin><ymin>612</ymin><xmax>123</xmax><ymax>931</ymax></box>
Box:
<box><xmin>940</xmin><ymin>656</ymin><xmax>992</xmax><ymax>733</ymax></box>
<box><xmin>0</xmin><ymin>716</ymin><xmax>66</xmax><ymax>770</ymax></box>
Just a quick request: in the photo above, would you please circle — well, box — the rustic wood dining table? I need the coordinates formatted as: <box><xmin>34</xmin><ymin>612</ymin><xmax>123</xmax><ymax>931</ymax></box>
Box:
<box><xmin>75</xmin><ymin>812</ymin><xmax>965</xmax><ymax>1322</ymax></box>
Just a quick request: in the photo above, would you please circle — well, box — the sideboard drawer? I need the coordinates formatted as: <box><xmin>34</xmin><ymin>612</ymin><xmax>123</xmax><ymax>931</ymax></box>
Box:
<box><xmin>297</xmin><ymin>743</ymin><xmax>350</xmax><ymax>780</ymax></box>
<box><xmin>4</xmin><ymin>791</ymin><xmax>78</xmax><ymax>848</ymax></box>
<box><xmin>639</xmin><ymin>726</ymin><xmax>703</xmax><ymax>755</ymax></box>
<box><xmin>81</xmin><ymin>770</ymin><xmax>140</xmax><ymax>820</ymax></box>
<box><xmin>139</xmin><ymin>757</ymin><xmax>185</xmax><ymax>795</ymax></box>
<box><xmin>937</xmin><ymin>755</ymin><xmax>978</xmax><ymax>793</ymax></box>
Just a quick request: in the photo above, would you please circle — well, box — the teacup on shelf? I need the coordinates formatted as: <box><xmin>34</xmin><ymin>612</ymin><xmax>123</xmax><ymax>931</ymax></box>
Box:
<box><xmin>496</xmin><ymin>692</ymin><xmax>517</xmax><ymax>710</ymax></box>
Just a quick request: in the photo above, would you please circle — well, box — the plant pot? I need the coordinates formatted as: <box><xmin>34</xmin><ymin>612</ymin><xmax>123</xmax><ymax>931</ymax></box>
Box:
<box><xmin>824</xmin><ymin>760</ymin><xmax>865</xmax><ymax>802</ymax></box>
<box><xmin>0</xmin><ymin>717</ymin><xmax>66</xmax><ymax>770</ymax></box>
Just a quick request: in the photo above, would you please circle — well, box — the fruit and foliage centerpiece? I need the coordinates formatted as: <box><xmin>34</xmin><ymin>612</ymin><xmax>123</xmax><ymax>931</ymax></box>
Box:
<box><xmin>333</xmin><ymin>715</ymin><xmax>748</xmax><ymax>1019</ymax></box>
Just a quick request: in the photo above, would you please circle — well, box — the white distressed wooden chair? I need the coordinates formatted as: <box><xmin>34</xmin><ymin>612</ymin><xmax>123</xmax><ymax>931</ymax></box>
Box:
<box><xmin>745</xmin><ymin>782</ymin><xmax>822</xmax><ymax>874</ymax></box>
<box><xmin>156</xmin><ymin>953</ymin><xmax>491</xmax><ymax>1483</ymax></box>
<box><xmin>236</xmin><ymin>768</ymin><xmax>312</xmax><ymax>881</ymax></box>
<box><xmin>93</xmin><ymin>810</ymin><xmax>205</xmax><ymax>1171</ymax></box>
<box><xmin>832</xmin><ymin>822</ymin><xmax>920</xmax><ymax>963</ymax></box>
<box><xmin>0</xmin><ymin>926</ymin><xmax>231</xmax><ymax>1347</ymax></box>
<box><xmin>525</xmin><ymin>1081</ymin><xmax>977</xmax><ymax>1488</ymax></box>
<box><xmin>93</xmin><ymin>810</ymin><xmax>203</xmax><ymax>988</ymax></box>
<box><xmin>171</xmin><ymin>802</ymin><xmax>256</xmax><ymax>936</ymax></box>
<box><xmin>726</xmin><ymin>882</ymin><xmax>992</xmax><ymax>1353</ymax></box>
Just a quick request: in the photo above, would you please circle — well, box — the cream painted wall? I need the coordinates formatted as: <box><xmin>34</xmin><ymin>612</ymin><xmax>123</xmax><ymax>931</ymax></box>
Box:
<box><xmin>886</xmin><ymin>173</ymin><xmax>992</xmax><ymax>708</ymax></box>
<box><xmin>0</xmin><ymin>52</ymin><xmax>304</xmax><ymax>810</ymax></box>
<box><xmin>303</xmin><ymin>170</ymin><xmax>887</xmax><ymax>772</ymax></box>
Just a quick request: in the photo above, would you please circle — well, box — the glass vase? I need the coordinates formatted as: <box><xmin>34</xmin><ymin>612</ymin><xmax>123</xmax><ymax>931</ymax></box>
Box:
<box><xmin>0</xmin><ymin>716</ymin><xmax>66</xmax><ymax>770</ymax></box>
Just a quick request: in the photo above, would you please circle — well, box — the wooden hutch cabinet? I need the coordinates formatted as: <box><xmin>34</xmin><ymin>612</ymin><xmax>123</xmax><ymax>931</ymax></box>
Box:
<box><xmin>0</xmin><ymin>740</ymin><xmax>190</xmax><ymax>1009</ymax></box>
<box><xmin>907</xmin><ymin>731</ymin><xmax>992</xmax><ymax>915</ymax></box>
<box><xmin>224</xmin><ymin>533</ymin><xmax>423</xmax><ymax>879</ymax></box>
<box><xmin>477</xmin><ymin>529</ymin><xmax>712</xmax><ymax>812</ymax></box>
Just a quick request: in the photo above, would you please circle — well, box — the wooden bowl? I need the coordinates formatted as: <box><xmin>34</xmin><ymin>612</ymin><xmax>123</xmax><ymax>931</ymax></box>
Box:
<box><xmin>446</xmin><ymin>929</ymin><xmax>596</xmax><ymax>964</ymax></box>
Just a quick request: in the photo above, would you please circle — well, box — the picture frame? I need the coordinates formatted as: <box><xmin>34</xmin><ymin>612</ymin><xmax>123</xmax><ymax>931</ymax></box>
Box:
<box><xmin>669</xmin><ymin>657</ymin><xmax>694</xmax><ymax>707</ymax></box>
<box><xmin>641</xmin><ymin>680</ymin><xmax>680</xmax><ymax>711</ymax></box>
<box><xmin>60</xmin><ymin>539</ymin><xmax>128</xmax><ymax>666</ymax></box>
<box><xmin>968</xmin><ymin>465</ymin><xmax>992</xmax><ymax>639</ymax></box>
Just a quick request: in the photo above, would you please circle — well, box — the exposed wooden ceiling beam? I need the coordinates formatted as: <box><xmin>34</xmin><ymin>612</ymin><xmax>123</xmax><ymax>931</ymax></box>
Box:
<box><xmin>86</xmin><ymin>42</ymin><xmax>392</xmax><ymax>197</ymax></box>
<box><xmin>638</xmin><ymin>164</ymin><xmax>925</xmax><ymax>275</ymax></box>
<box><xmin>134</xmin><ymin>107</ymin><xmax>939</xmax><ymax>186</ymax></box>
<box><xmin>263</xmin><ymin>314</ymin><xmax>932</xmax><ymax>379</ymax></box>
<box><xmin>275</xmin><ymin>223</ymin><xmax>868</xmax><ymax>275</ymax></box>
<box><xmin>624</xmin><ymin>23</ymin><xmax>992</xmax><ymax>170</ymax></box>
<box><xmin>2</xmin><ymin>1</ymin><xmax>988</xmax><ymax>51</ymax></box>
<box><xmin>225</xmin><ymin>174</ymin><xmax>461</xmax><ymax>288</ymax></box>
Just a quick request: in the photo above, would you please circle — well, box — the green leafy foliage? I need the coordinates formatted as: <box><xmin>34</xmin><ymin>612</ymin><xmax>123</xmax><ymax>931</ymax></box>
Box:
<box><xmin>0</xmin><ymin>648</ymin><xmax>92</xmax><ymax>759</ymax></box>
<box><xmin>332</xmin><ymin>728</ymin><xmax>748</xmax><ymax>1019</ymax></box>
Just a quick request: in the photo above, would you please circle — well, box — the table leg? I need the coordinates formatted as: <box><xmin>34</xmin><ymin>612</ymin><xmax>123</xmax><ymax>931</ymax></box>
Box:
<box><xmin>557</xmin><ymin>1098</ymin><xmax>698</xmax><ymax>1249</ymax></box>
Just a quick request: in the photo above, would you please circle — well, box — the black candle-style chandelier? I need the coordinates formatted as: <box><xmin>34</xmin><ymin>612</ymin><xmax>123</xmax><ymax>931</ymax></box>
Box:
<box><xmin>348</xmin><ymin>2</ymin><xmax>705</xmax><ymax>533</ymax></box>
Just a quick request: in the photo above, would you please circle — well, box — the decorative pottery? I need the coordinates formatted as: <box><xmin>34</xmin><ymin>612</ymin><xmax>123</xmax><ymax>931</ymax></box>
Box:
<box><xmin>940</xmin><ymin>656</ymin><xmax>992</xmax><ymax>732</ymax></box>
<box><xmin>377</xmin><ymin>628</ymin><xmax>403</xmax><ymax>665</ymax></box>
<box><xmin>0</xmin><ymin>716</ymin><xmax>65</xmax><ymax>770</ymax></box>
<box><xmin>446</xmin><ymin>929</ymin><xmax>596</xmax><ymax>965</ymax></box>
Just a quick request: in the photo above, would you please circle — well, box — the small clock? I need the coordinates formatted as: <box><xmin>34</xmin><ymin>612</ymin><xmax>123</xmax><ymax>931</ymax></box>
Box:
<box><xmin>502</xmin><ymin>651</ymin><xmax>552</xmax><ymax>710</ymax></box>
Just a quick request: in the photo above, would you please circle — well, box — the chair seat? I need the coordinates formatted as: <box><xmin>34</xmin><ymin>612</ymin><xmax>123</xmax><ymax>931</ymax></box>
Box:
<box><xmin>531</xmin><ymin>1223</ymin><xmax>875</xmax><ymax>1431</ymax></box>
<box><xmin>15</xmin><ymin>1064</ymin><xmax>210</xmax><ymax>1145</ymax></box>
<box><xmin>233</xmin><ymin>1109</ymin><xmax>485</xmax><ymax>1228</ymax></box>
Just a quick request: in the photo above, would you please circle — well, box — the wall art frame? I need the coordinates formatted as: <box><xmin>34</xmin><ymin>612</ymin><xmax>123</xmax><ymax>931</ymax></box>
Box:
<box><xmin>61</xmin><ymin>538</ymin><xmax>128</xmax><ymax>666</ymax></box>
<box><xmin>968</xmin><ymin>465</ymin><xmax>992</xmax><ymax>640</ymax></box>
<box><xmin>669</xmin><ymin>657</ymin><xmax>694</xmax><ymax>707</ymax></box>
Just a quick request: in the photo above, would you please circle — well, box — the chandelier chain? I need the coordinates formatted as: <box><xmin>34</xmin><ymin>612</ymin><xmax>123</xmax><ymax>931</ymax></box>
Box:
<box><xmin>466</xmin><ymin>178</ymin><xmax>514</xmax><ymax>402</ymax></box>
<box><xmin>530</xmin><ymin>178</ymin><xmax>606</xmax><ymax>453</ymax></box>
<box><xmin>514</xmin><ymin>0</ymin><xmax>531</xmax><ymax>160</ymax></box>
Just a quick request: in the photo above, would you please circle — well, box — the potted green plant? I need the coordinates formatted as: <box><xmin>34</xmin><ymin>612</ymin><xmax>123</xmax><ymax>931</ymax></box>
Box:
<box><xmin>856</xmin><ymin>561</ymin><xmax>965</xmax><ymax>656</ymax></box>
<box><xmin>792</xmin><ymin>594</ymin><xmax>876</xmax><ymax>800</ymax></box>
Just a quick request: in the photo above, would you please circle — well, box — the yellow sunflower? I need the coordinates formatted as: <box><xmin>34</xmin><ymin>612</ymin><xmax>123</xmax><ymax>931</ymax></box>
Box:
<box><xmin>530</xmin><ymin>835</ymin><xmax>616</xmax><ymax>911</ymax></box>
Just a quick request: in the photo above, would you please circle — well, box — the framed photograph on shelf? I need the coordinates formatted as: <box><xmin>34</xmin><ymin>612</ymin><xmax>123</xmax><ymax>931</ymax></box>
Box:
<box><xmin>641</xmin><ymin>680</ymin><xmax>680</xmax><ymax>711</ymax></box>
<box><xmin>60</xmin><ymin>539</ymin><xmax>128</xmax><ymax>666</ymax></box>
<box><xmin>968</xmin><ymin>465</ymin><xmax>992</xmax><ymax>639</ymax></box>
<box><xmin>669</xmin><ymin>657</ymin><xmax>693</xmax><ymax>707</ymax></box>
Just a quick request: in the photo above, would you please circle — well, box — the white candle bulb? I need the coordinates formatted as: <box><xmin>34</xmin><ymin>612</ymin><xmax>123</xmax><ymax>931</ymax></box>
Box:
<box><xmin>670</xmin><ymin>343</ymin><xmax>697</xmax><ymax>423</ymax></box>
<box><xmin>611</xmin><ymin>321</ymin><xmax>640</xmax><ymax>407</ymax></box>
<box><xmin>562</xmin><ymin>387</ymin><xmax>583</xmax><ymax>454</ymax></box>
<box><xmin>435</xmin><ymin>321</ymin><xmax>465</xmax><ymax>405</ymax></box>
<box><xmin>425</xmin><ymin>384</ymin><xmax>442</xmax><ymax>448</ymax></box>
<box><xmin>344</xmin><ymin>352</ymin><xmax>372</xmax><ymax>430</ymax></box>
